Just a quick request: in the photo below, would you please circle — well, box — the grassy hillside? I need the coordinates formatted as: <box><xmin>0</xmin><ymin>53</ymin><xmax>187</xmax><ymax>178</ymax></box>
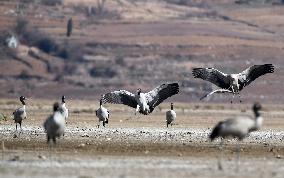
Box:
<box><xmin>0</xmin><ymin>0</ymin><xmax>283</xmax><ymax>103</ymax></box>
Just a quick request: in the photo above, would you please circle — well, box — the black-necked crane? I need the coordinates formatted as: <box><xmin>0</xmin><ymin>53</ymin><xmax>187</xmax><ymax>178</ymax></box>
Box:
<box><xmin>101</xmin><ymin>83</ymin><xmax>179</xmax><ymax>115</ymax></box>
<box><xmin>166</xmin><ymin>103</ymin><xmax>176</xmax><ymax>127</ymax></box>
<box><xmin>96</xmin><ymin>99</ymin><xmax>110</xmax><ymax>128</ymax></box>
<box><xmin>192</xmin><ymin>64</ymin><xmax>274</xmax><ymax>102</ymax></box>
<box><xmin>209</xmin><ymin>102</ymin><xmax>262</xmax><ymax>171</ymax></box>
<box><xmin>61</xmin><ymin>95</ymin><xmax>69</xmax><ymax>123</ymax></box>
<box><xmin>43</xmin><ymin>102</ymin><xmax>65</xmax><ymax>145</ymax></box>
<box><xmin>12</xmin><ymin>96</ymin><xmax>27</xmax><ymax>132</ymax></box>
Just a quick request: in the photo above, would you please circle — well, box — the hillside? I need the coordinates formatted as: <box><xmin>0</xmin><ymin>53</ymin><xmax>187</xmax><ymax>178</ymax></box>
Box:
<box><xmin>0</xmin><ymin>0</ymin><xmax>283</xmax><ymax>103</ymax></box>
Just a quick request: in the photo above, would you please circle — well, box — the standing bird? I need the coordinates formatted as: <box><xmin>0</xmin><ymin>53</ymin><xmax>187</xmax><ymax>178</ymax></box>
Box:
<box><xmin>61</xmin><ymin>95</ymin><xmax>69</xmax><ymax>123</ymax></box>
<box><xmin>166</xmin><ymin>103</ymin><xmax>176</xmax><ymax>127</ymax></box>
<box><xmin>192</xmin><ymin>64</ymin><xmax>274</xmax><ymax>102</ymax></box>
<box><xmin>210</xmin><ymin>102</ymin><xmax>263</xmax><ymax>170</ymax></box>
<box><xmin>101</xmin><ymin>83</ymin><xmax>179</xmax><ymax>115</ymax></box>
<box><xmin>43</xmin><ymin>102</ymin><xmax>65</xmax><ymax>145</ymax></box>
<box><xmin>12</xmin><ymin>96</ymin><xmax>27</xmax><ymax>131</ymax></box>
<box><xmin>96</xmin><ymin>99</ymin><xmax>110</xmax><ymax>128</ymax></box>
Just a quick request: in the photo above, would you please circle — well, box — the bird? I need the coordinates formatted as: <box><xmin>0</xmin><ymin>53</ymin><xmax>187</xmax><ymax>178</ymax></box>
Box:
<box><xmin>43</xmin><ymin>102</ymin><xmax>65</xmax><ymax>145</ymax></box>
<box><xmin>166</xmin><ymin>103</ymin><xmax>176</xmax><ymax>127</ymax></box>
<box><xmin>192</xmin><ymin>64</ymin><xmax>274</xmax><ymax>102</ymax></box>
<box><xmin>101</xmin><ymin>83</ymin><xmax>179</xmax><ymax>115</ymax></box>
<box><xmin>96</xmin><ymin>98</ymin><xmax>110</xmax><ymax>128</ymax></box>
<box><xmin>12</xmin><ymin>96</ymin><xmax>27</xmax><ymax>131</ymax></box>
<box><xmin>61</xmin><ymin>95</ymin><xmax>69</xmax><ymax>123</ymax></box>
<box><xmin>209</xmin><ymin>102</ymin><xmax>263</xmax><ymax>170</ymax></box>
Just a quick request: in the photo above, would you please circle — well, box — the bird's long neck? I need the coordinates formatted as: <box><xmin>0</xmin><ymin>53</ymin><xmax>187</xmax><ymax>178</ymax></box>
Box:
<box><xmin>100</xmin><ymin>100</ymin><xmax>102</xmax><ymax>108</ymax></box>
<box><xmin>171</xmin><ymin>105</ymin><xmax>173</xmax><ymax>110</ymax></box>
<box><xmin>254</xmin><ymin>109</ymin><xmax>262</xmax><ymax>129</ymax></box>
<box><xmin>21</xmin><ymin>100</ymin><xmax>25</xmax><ymax>106</ymax></box>
<box><xmin>62</xmin><ymin>98</ymin><xmax>65</xmax><ymax>104</ymax></box>
<box><xmin>254</xmin><ymin>109</ymin><xmax>260</xmax><ymax>118</ymax></box>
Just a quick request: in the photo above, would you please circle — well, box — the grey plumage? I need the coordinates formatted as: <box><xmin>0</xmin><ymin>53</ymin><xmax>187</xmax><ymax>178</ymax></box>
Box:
<box><xmin>61</xmin><ymin>95</ymin><xmax>69</xmax><ymax>122</ymax></box>
<box><xmin>96</xmin><ymin>99</ymin><xmax>110</xmax><ymax>128</ymax></box>
<box><xmin>12</xmin><ymin>96</ymin><xmax>27</xmax><ymax>131</ymax></box>
<box><xmin>102</xmin><ymin>83</ymin><xmax>179</xmax><ymax>115</ymax></box>
<box><xmin>166</xmin><ymin>103</ymin><xmax>176</xmax><ymax>127</ymax></box>
<box><xmin>193</xmin><ymin>64</ymin><xmax>274</xmax><ymax>100</ymax></box>
<box><xmin>43</xmin><ymin>102</ymin><xmax>65</xmax><ymax>144</ymax></box>
<box><xmin>210</xmin><ymin>103</ymin><xmax>262</xmax><ymax>141</ymax></box>
<box><xmin>209</xmin><ymin>103</ymin><xmax>263</xmax><ymax>170</ymax></box>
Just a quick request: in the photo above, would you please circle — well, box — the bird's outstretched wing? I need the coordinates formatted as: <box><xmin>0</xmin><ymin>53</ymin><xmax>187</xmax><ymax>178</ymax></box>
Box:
<box><xmin>237</xmin><ymin>64</ymin><xmax>274</xmax><ymax>88</ymax></box>
<box><xmin>101</xmin><ymin>90</ymin><xmax>137</xmax><ymax>108</ymax></box>
<box><xmin>145</xmin><ymin>83</ymin><xmax>179</xmax><ymax>112</ymax></box>
<box><xmin>200</xmin><ymin>89</ymin><xmax>233</xmax><ymax>100</ymax></box>
<box><xmin>192</xmin><ymin>68</ymin><xmax>230</xmax><ymax>89</ymax></box>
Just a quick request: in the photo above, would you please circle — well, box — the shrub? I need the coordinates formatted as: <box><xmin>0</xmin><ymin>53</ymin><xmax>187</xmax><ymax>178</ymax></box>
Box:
<box><xmin>40</xmin><ymin>0</ymin><xmax>63</xmax><ymax>6</ymax></box>
<box><xmin>89</xmin><ymin>66</ymin><xmax>117</xmax><ymax>78</ymax></box>
<box><xmin>36</xmin><ymin>37</ymin><xmax>58</xmax><ymax>54</ymax></box>
<box><xmin>15</xmin><ymin>17</ymin><xmax>28</xmax><ymax>34</ymax></box>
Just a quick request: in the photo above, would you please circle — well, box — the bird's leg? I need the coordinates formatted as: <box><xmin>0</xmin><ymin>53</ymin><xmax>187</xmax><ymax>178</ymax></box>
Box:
<box><xmin>97</xmin><ymin>121</ymin><xmax>100</xmax><ymax>128</ymax></box>
<box><xmin>103</xmin><ymin>121</ymin><xmax>105</xmax><ymax>127</ymax></box>
<box><xmin>238</xmin><ymin>93</ymin><xmax>242</xmax><ymax>103</ymax></box>
<box><xmin>20</xmin><ymin>122</ymin><xmax>22</xmax><ymax>133</ymax></box>
<box><xmin>218</xmin><ymin>139</ymin><xmax>224</xmax><ymax>171</ymax></box>
<box><xmin>134</xmin><ymin>105</ymin><xmax>140</xmax><ymax>119</ymax></box>
<box><xmin>166</xmin><ymin>123</ymin><xmax>169</xmax><ymax>128</ymax></box>
<box><xmin>236</xmin><ymin>141</ymin><xmax>240</xmax><ymax>172</ymax></box>
<box><xmin>52</xmin><ymin>137</ymin><xmax>56</xmax><ymax>145</ymax></box>
<box><xmin>135</xmin><ymin>105</ymin><xmax>139</xmax><ymax>116</ymax></box>
<box><xmin>1</xmin><ymin>140</ymin><xmax>4</xmax><ymax>160</ymax></box>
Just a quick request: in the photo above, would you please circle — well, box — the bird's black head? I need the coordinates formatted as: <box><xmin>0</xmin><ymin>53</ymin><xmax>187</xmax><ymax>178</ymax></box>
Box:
<box><xmin>53</xmin><ymin>102</ymin><xmax>60</xmax><ymax>112</ymax></box>
<box><xmin>171</xmin><ymin>103</ymin><xmax>174</xmax><ymax>110</ymax></box>
<box><xmin>137</xmin><ymin>88</ymin><xmax>141</xmax><ymax>95</ymax></box>
<box><xmin>253</xmin><ymin>102</ymin><xmax>262</xmax><ymax>112</ymax></box>
<box><xmin>20</xmin><ymin>96</ymin><xmax>26</xmax><ymax>105</ymax></box>
<box><xmin>62</xmin><ymin>95</ymin><xmax>66</xmax><ymax>103</ymax></box>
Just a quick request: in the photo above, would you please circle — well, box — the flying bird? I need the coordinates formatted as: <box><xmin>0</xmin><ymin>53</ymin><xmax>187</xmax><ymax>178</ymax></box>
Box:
<box><xmin>96</xmin><ymin>98</ymin><xmax>110</xmax><ymax>128</ymax></box>
<box><xmin>210</xmin><ymin>102</ymin><xmax>263</xmax><ymax>170</ymax></box>
<box><xmin>101</xmin><ymin>83</ymin><xmax>179</xmax><ymax>115</ymax></box>
<box><xmin>166</xmin><ymin>103</ymin><xmax>176</xmax><ymax>127</ymax></box>
<box><xmin>192</xmin><ymin>64</ymin><xmax>274</xmax><ymax>102</ymax></box>
<box><xmin>12</xmin><ymin>96</ymin><xmax>27</xmax><ymax>131</ymax></box>
<box><xmin>43</xmin><ymin>102</ymin><xmax>65</xmax><ymax>145</ymax></box>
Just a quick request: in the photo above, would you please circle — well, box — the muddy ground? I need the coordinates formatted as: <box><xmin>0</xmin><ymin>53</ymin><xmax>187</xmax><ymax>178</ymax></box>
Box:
<box><xmin>0</xmin><ymin>101</ymin><xmax>284</xmax><ymax>178</ymax></box>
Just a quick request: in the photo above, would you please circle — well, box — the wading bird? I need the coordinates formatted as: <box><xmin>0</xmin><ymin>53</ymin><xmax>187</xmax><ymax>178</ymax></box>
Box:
<box><xmin>61</xmin><ymin>95</ymin><xmax>69</xmax><ymax>123</ymax></box>
<box><xmin>210</xmin><ymin>102</ymin><xmax>262</xmax><ymax>170</ymax></box>
<box><xmin>96</xmin><ymin>98</ymin><xmax>110</xmax><ymax>128</ymax></box>
<box><xmin>43</xmin><ymin>102</ymin><xmax>65</xmax><ymax>145</ymax></box>
<box><xmin>192</xmin><ymin>64</ymin><xmax>274</xmax><ymax>102</ymax></box>
<box><xmin>12</xmin><ymin>96</ymin><xmax>27</xmax><ymax>131</ymax></box>
<box><xmin>166</xmin><ymin>103</ymin><xmax>176</xmax><ymax>127</ymax></box>
<box><xmin>102</xmin><ymin>83</ymin><xmax>179</xmax><ymax>115</ymax></box>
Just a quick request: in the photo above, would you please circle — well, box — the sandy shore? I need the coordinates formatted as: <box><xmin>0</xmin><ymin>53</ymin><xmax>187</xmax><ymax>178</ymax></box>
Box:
<box><xmin>0</xmin><ymin>102</ymin><xmax>284</xmax><ymax>178</ymax></box>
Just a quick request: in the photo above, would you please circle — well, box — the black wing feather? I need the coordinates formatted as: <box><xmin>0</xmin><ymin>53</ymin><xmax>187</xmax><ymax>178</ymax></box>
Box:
<box><xmin>146</xmin><ymin>83</ymin><xmax>179</xmax><ymax>113</ymax></box>
<box><xmin>238</xmin><ymin>64</ymin><xmax>274</xmax><ymax>88</ymax></box>
<box><xmin>101</xmin><ymin>90</ymin><xmax>137</xmax><ymax>108</ymax></box>
<box><xmin>192</xmin><ymin>68</ymin><xmax>230</xmax><ymax>89</ymax></box>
